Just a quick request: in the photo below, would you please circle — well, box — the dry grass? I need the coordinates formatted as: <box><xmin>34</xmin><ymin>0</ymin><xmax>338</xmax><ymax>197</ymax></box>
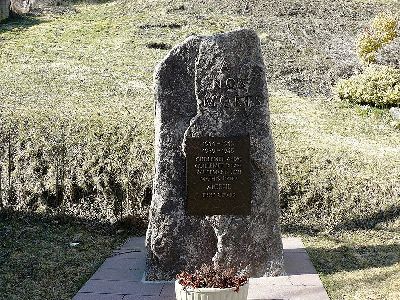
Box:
<box><xmin>0</xmin><ymin>209</ymin><xmax>139</xmax><ymax>300</ymax></box>
<box><xmin>303</xmin><ymin>218</ymin><xmax>400</xmax><ymax>299</ymax></box>
<box><xmin>0</xmin><ymin>1</ymin><xmax>399</xmax><ymax>299</ymax></box>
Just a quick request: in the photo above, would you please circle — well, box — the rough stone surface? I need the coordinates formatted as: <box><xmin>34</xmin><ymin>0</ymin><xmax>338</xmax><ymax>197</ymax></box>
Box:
<box><xmin>10</xmin><ymin>0</ymin><xmax>32</xmax><ymax>15</ymax></box>
<box><xmin>0</xmin><ymin>0</ymin><xmax>10</xmax><ymax>21</ymax></box>
<box><xmin>145</xmin><ymin>35</ymin><xmax>218</xmax><ymax>280</ymax></box>
<box><xmin>376</xmin><ymin>38</ymin><xmax>400</xmax><ymax>68</ymax></box>
<box><xmin>389</xmin><ymin>107</ymin><xmax>400</xmax><ymax>121</ymax></box>
<box><xmin>146</xmin><ymin>29</ymin><xmax>283</xmax><ymax>280</ymax></box>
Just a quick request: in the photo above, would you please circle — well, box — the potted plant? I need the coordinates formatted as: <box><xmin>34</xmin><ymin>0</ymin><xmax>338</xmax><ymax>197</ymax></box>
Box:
<box><xmin>175</xmin><ymin>264</ymin><xmax>249</xmax><ymax>300</ymax></box>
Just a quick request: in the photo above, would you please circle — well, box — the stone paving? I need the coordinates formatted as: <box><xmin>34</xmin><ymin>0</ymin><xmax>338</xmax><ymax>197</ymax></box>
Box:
<box><xmin>73</xmin><ymin>237</ymin><xmax>330</xmax><ymax>300</ymax></box>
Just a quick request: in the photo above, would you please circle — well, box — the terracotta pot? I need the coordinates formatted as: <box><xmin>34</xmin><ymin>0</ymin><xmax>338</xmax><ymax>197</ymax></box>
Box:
<box><xmin>175</xmin><ymin>280</ymin><xmax>249</xmax><ymax>300</ymax></box>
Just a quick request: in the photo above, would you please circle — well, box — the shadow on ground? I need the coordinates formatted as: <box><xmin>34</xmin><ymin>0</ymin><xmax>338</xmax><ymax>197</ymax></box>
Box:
<box><xmin>0</xmin><ymin>15</ymin><xmax>45</xmax><ymax>32</ymax></box>
<box><xmin>0</xmin><ymin>208</ymin><xmax>147</xmax><ymax>237</ymax></box>
<box><xmin>307</xmin><ymin>243</ymin><xmax>400</xmax><ymax>274</ymax></box>
<box><xmin>281</xmin><ymin>204</ymin><xmax>400</xmax><ymax>235</ymax></box>
<box><xmin>333</xmin><ymin>204</ymin><xmax>400</xmax><ymax>231</ymax></box>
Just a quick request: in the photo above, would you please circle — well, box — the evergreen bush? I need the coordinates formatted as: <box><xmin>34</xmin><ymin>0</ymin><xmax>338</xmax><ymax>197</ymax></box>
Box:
<box><xmin>335</xmin><ymin>65</ymin><xmax>400</xmax><ymax>107</ymax></box>
<box><xmin>357</xmin><ymin>13</ymin><xmax>398</xmax><ymax>64</ymax></box>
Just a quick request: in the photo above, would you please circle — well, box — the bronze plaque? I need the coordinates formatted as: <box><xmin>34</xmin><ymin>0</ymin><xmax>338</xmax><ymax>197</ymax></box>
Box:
<box><xmin>186</xmin><ymin>136</ymin><xmax>251</xmax><ymax>215</ymax></box>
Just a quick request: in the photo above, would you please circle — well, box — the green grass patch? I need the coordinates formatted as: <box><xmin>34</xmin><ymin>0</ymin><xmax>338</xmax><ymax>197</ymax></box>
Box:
<box><xmin>270</xmin><ymin>88</ymin><xmax>399</xmax><ymax>232</ymax></box>
<box><xmin>0</xmin><ymin>209</ymin><xmax>141</xmax><ymax>300</ymax></box>
<box><xmin>303</xmin><ymin>219</ymin><xmax>400</xmax><ymax>299</ymax></box>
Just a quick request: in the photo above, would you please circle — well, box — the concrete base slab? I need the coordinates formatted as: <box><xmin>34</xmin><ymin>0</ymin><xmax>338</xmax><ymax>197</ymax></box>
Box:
<box><xmin>73</xmin><ymin>237</ymin><xmax>330</xmax><ymax>300</ymax></box>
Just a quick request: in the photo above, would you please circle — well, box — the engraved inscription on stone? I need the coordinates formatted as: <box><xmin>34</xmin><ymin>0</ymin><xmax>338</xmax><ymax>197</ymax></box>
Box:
<box><xmin>186</xmin><ymin>136</ymin><xmax>251</xmax><ymax>215</ymax></box>
<box><xmin>202</xmin><ymin>76</ymin><xmax>263</xmax><ymax>109</ymax></box>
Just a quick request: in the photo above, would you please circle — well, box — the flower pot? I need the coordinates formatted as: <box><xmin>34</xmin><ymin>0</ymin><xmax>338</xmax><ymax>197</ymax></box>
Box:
<box><xmin>175</xmin><ymin>280</ymin><xmax>249</xmax><ymax>300</ymax></box>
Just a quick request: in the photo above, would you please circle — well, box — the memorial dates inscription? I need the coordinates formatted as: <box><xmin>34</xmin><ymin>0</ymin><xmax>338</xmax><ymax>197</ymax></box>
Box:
<box><xmin>186</xmin><ymin>136</ymin><xmax>251</xmax><ymax>215</ymax></box>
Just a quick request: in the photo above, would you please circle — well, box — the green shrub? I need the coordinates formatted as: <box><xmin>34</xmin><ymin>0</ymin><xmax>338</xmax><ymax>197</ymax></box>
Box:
<box><xmin>357</xmin><ymin>13</ymin><xmax>398</xmax><ymax>64</ymax></box>
<box><xmin>335</xmin><ymin>65</ymin><xmax>400</xmax><ymax>106</ymax></box>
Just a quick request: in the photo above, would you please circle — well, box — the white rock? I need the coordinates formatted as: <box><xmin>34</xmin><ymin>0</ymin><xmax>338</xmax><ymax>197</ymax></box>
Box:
<box><xmin>389</xmin><ymin>107</ymin><xmax>400</xmax><ymax>121</ymax></box>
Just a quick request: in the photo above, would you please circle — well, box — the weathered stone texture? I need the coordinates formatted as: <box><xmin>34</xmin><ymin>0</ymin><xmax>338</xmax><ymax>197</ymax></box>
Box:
<box><xmin>146</xmin><ymin>29</ymin><xmax>283</xmax><ymax>280</ymax></box>
<box><xmin>0</xmin><ymin>0</ymin><xmax>10</xmax><ymax>21</ymax></box>
<box><xmin>145</xmin><ymin>36</ymin><xmax>217</xmax><ymax>280</ymax></box>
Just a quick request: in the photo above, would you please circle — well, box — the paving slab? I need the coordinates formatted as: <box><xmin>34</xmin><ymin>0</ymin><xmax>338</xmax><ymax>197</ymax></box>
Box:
<box><xmin>283</xmin><ymin>237</ymin><xmax>308</xmax><ymax>253</ymax></box>
<box><xmin>73</xmin><ymin>294</ymin><xmax>124</xmax><ymax>300</ymax></box>
<box><xmin>73</xmin><ymin>237</ymin><xmax>330</xmax><ymax>300</ymax></box>
<box><xmin>99</xmin><ymin>257</ymin><xmax>146</xmax><ymax>270</ymax></box>
<box><xmin>284</xmin><ymin>252</ymin><xmax>317</xmax><ymax>275</ymax></box>
<box><xmin>123</xmin><ymin>296</ymin><xmax>175</xmax><ymax>300</ymax></box>
<box><xmin>91</xmin><ymin>268</ymin><xmax>143</xmax><ymax>281</ymax></box>
<box><xmin>78</xmin><ymin>280</ymin><xmax>163</xmax><ymax>295</ymax></box>
<box><xmin>288</xmin><ymin>274</ymin><xmax>324</xmax><ymax>286</ymax></box>
<box><xmin>248</xmin><ymin>285</ymin><xmax>328</xmax><ymax>300</ymax></box>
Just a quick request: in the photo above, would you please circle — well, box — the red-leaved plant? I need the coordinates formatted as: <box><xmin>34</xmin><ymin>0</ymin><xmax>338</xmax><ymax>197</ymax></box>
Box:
<box><xmin>176</xmin><ymin>264</ymin><xmax>248</xmax><ymax>292</ymax></box>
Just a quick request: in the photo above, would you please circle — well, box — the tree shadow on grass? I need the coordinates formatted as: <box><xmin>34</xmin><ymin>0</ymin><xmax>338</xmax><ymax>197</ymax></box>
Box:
<box><xmin>0</xmin><ymin>208</ymin><xmax>147</xmax><ymax>236</ymax></box>
<box><xmin>281</xmin><ymin>222</ymin><xmax>320</xmax><ymax>235</ymax></box>
<box><xmin>307</xmin><ymin>243</ymin><xmax>400</xmax><ymax>275</ymax></box>
<box><xmin>332</xmin><ymin>204</ymin><xmax>400</xmax><ymax>231</ymax></box>
<box><xmin>281</xmin><ymin>204</ymin><xmax>400</xmax><ymax>235</ymax></box>
<box><xmin>0</xmin><ymin>14</ymin><xmax>46</xmax><ymax>33</ymax></box>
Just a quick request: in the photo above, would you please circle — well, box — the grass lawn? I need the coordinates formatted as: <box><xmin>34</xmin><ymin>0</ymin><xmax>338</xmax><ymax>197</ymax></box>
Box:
<box><xmin>303</xmin><ymin>218</ymin><xmax>400</xmax><ymax>299</ymax></box>
<box><xmin>0</xmin><ymin>210</ymin><xmax>143</xmax><ymax>300</ymax></box>
<box><xmin>0</xmin><ymin>0</ymin><xmax>399</xmax><ymax>299</ymax></box>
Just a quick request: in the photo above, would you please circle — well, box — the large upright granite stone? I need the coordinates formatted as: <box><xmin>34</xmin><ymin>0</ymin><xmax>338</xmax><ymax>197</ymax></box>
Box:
<box><xmin>0</xmin><ymin>0</ymin><xmax>10</xmax><ymax>21</ymax></box>
<box><xmin>146</xmin><ymin>29</ymin><xmax>283</xmax><ymax>281</ymax></box>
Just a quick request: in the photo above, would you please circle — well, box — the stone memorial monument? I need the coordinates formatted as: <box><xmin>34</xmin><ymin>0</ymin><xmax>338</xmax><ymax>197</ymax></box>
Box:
<box><xmin>146</xmin><ymin>29</ymin><xmax>283</xmax><ymax>280</ymax></box>
<box><xmin>0</xmin><ymin>0</ymin><xmax>10</xmax><ymax>21</ymax></box>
